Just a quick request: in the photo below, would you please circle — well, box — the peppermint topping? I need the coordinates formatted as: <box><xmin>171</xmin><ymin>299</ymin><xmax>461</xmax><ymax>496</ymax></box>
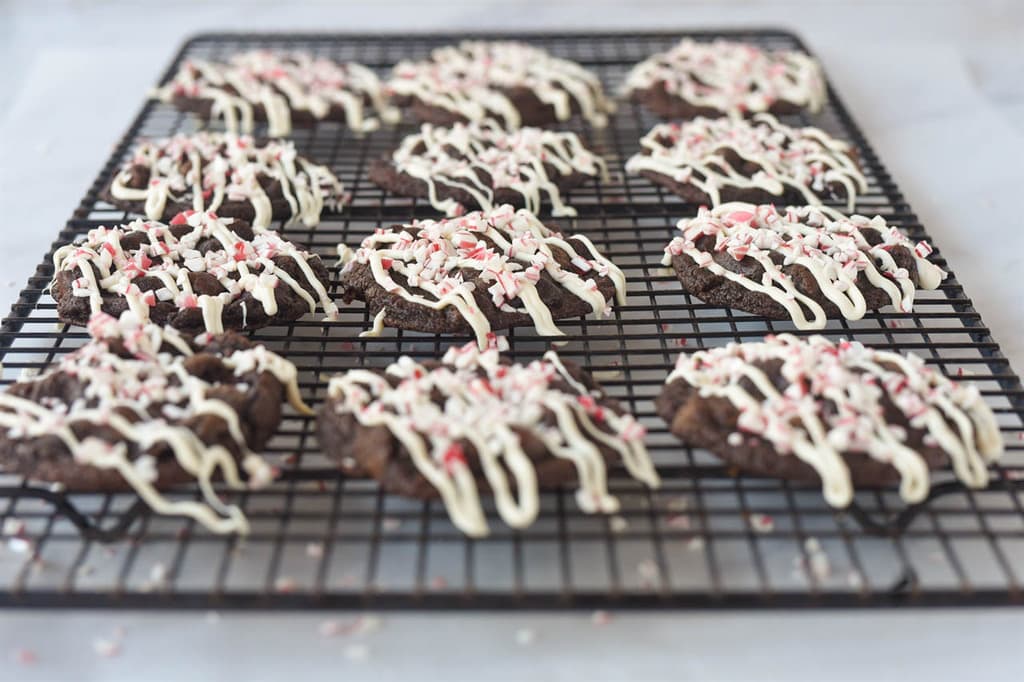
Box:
<box><xmin>338</xmin><ymin>205</ymin><xmax>627</xmax><ymax>347</ymax></box>
<box><xmin>664</xmin><ymin>203</ymin><xmax>946</xmax><ymax>328</ymax></box>
<box><xmin>622</xmin><ymin>39</ymin><xmax>826</xmax><ymax>117</ymax></box>
<box><xmin>384</xmin><ymin>119</ymin><xmax>608</xmax><ymax>217</ymax></box>
<box><xmin>53</xmin><ymin>211</ymin><xmax>337</xmax><ymax>334</ymax></box>
<box><xmin>153</xmin><ymin>49</ymin><xmax>399</xmax><ymax>136</ymax></box>
<box><xmin>109</xmin><ymin>132</ymin><xmax>345</xmax><ymax>230</ymax></box>
<box><xmin>0</xmin><ymin>312</ymin><xmax>310</xmax><ymax>534</ymax></box>
<box><xmin>387</xmin><ymin>41</ymin><xmax>614</xmax><ymax>129</ymax></box>
<box><xmin>625</xmin><ymin>114</ymin><xmax>867</xmax><ymax>210</ymax></box>
<box><xmin>667</xmin><ymin>335</ymin><xmax>1003</xmax><ymax>507</ymax></box>
<box><xmin>326</xmin><ymin>339</ymin><xmax>660</xmax><ymax>536</ymax></box>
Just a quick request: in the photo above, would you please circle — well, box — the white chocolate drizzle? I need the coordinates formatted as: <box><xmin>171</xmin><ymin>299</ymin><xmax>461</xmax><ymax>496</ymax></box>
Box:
<box><xmin>666</xmin><ymin>334</ymin><xmax>1003</xmax><ymax>507</ymax></box>
<box><xmin>622</xmin><ymin>38</ymin><xmax>826</xmax><ymax>117</ymax></box>
<box><xmin>664</xmin><ymin>203</ymin><xmax>945</xmax><ymax>328</ymax></box>
<box><xmin>53</xmin><ymin>210</ymin><xmax>338</xmax><ymax>333</ymax></box>
<box><xmin>387</xmin><ymin>41</ymin><xmax>614</xmax><ymax>129</ymax></box>
<box><xmin>152</xmin><ymin>50</ymin><xmax>399</xmax><ymax>137</ymax></box>
<box><xmin>626</xmin><ymin>114</ymin><xmax>867</xmax><ymax>211</ymax></box>
<box><xmin>338</xmin><ymin>205</ymin><xmax>627</xmax><ymax>348</ymax></box>
<box><xmin>326</xmin><ymin>337</ymin><xmax>659</xmax><ymax>537</ymax></box>
<box><xmin>385</xmin><ymin>119</ymin><xmax>608</xmax><ymax>218</ymax></box>
<box><xmin>0</xmin><ymin>311</ymin><xmax>311</xmax><ymax>534</ymax></box>
<box><xmin>109</xmin><ymin>132</ymin><xmax>345</xmax><ymax>230</ymax></box>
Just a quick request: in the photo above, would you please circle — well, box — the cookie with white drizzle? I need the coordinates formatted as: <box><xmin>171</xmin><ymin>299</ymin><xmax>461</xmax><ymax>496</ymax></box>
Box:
<box><xmin>656</xmin><ymin>335</ymin><xmax>1003</xmax><ymax>507</ymax></box>
<box><xmin>336</xmin><ymin>205</ymin><xmax>627</xmax><ymax>348</ymax></box>
<box><xmin>318</xmin><ymin>336</ymin><xmax>659</xmax><ymax>537</ymax></box>
<box><xmin>663</xmin><ymin>203</ymin><xmax>945</xmax><ymax>328</ymax></box>
<box><xmin>626</xmin><ymin>114</ymin><xmax>866</xmax><ymax>211</ymax></box>
<box><xmin>0</xmin><ymin>311</ymin><xmax>312</xmax><ymax>534</ymax></box>
<box><xmin>622</xmin><ymin>38</ymin><xmax>826</xmax><ymax>119</ymax></box>
<box><xmin>368</xmin><ymin>119</ymin><xmax>608</xmax><ymax>218</ymax></box>
<box><xmin>52</xmin><ymin>210</ymin><xmax>335</xmax><ymax>336</ymax></box>
<box><xmin>387</xmin><ymin>41</ymin><xmax>614</xmax><ymax>129</ymax></box>
<box><xmin>152</xmin><ymin>49</ymin><xmax>399</xmax><ymax>137</ymax></box>
<box><xmin>103</xmin><ymin>132</ymin><xmax>345</xmax><ymax>230</ymax></box>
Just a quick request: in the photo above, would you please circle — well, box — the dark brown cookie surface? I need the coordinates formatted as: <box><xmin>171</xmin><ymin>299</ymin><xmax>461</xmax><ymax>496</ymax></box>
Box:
<box><xmin>318</xmin><ymin>340</ymin><xmax>659</xmax><ymax>536</ymax></box>
<box><xmin>152</xmin><ymin>50</ymin><xmax>398</xmax><ymax>136</ymax></box>
<box><xmin>661</xmin><ymin>203</ymin><xmax>946</xmax><ymax>328</ymax></box>
<box><xmin>625</xmin><ymin>114</ymin><xmax>866</xmax><ymax>211</ymax></box>
<box><xmin>103</xmin><ymin>132</ymin><xmax>345</xmax><ymax>230</ymax></box>
<box><xmin>387</xmin><ymin>41</ymin><xmax>613</xmax><ymax>129</ymax></box>
<box><xmin>368</xmin><ymin>121</ymin><xmax>606</xmax><ymax>218</ymax></box>
<box><xmin>337</xmin><ymin>206</ymin><xmax>627</xmax><ymax>347</ymax></box>
<box><xmin>656</xmin><ymin>335</ymin><xmax>1003</xmax><ymax>507</ymax></box>
<box><xmin>51</xmin><ymin>211</ymin><xmax>335</xmax><ymax>336</ymax></box>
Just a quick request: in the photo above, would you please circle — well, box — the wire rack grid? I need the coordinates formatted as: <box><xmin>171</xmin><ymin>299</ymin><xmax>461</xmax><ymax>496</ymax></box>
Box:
<box><xmin>0</xmin><ymin>30</ymin><xmax>1022</xmax><ymax>610</ymax></box>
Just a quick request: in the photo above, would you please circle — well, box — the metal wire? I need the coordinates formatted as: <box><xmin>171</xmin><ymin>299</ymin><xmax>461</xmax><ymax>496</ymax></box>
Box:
<box><xmin>0</xmin><ymin>30</ymin><xmax>1022</xmax><ymax>610</ymax></box>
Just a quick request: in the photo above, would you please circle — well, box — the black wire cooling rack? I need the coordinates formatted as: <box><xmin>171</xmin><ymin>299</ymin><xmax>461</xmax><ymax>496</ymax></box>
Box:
<box><xmin>0</xmin><ymin>30</ymin><xmax>1022</xmax><ymax>610</ymax></box>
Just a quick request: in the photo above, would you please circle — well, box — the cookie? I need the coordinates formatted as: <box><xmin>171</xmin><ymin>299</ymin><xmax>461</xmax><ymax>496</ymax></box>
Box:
<box><xmin>656</xmin><ymin>334</ymin><xmax>1003</xmax><ymax>507</ymax></box>
<box><xmin>104</xmin><ymin>132</ymin><xmax>345</xmax><ymax>230</ymax></box>
<box><xmin>622</xmin><ymin>38</ymin><xmax>826</xmax><ymax>119</ymax></box>
<box><xmin>0</xmin><ymin>311</ymin><xmax>310</xmax><ymax>533</ymax></box>
<box><xmin>662</xmin><ymin>203</ymin><xmax>946</xmax><ymax>328</ymax></box>
<box><xmin>625</xmin><ymin>114</ymin><xmax>866</xmax><ymax>211</ymax></box>
<box><xmin>152</xmin><ymin>49</ymin><xmax>399</xmax><ymax>137</ymax></box>
<box><xmin>368</xmin><ymin>119</ymin><xmax>608</xmax><ymax>217</ymax></box>
<box><xmin>387</xmin><ymin>41</ymin><xmax>614</xmax><ymax>129</ymax></box>
<box><xmin>336</xmin><ymin>205</ymin><xmax>627</xmax><ymax>347</ymax></box>
<box><xmin>51</xmin><ymin>210</ymin><xmax>335</xmax><ymax>335</ymax></box>
<box><xmin>318</xmin><ymin>337</ymin><xmax>659</xmax><ymax>536</ymax></box>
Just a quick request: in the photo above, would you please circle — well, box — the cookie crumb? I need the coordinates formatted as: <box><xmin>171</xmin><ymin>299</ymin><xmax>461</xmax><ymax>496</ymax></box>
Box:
<box><xmin>591</xmin><ymin>610</ymin><xmax>612</xmax><ymax>626</ymax></box>
<box><xmin>609</xmin><ymin>516</ymin><xmax>628</xmax><ymax>533</ymax></box>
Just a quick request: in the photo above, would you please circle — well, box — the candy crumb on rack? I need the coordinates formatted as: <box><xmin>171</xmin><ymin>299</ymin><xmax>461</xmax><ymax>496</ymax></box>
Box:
<box><xmin>343</xmin><ymin>643</ymin><xmax>370</xmax><ymax>662</ymax></box>
<box><xmin>11</xmin><ymin>648</ymin><xmax>38</xmax><ymax>665</ymax></box>
<box><xmin>748</xmin><ymin>513</ymin><xmax>775</xmax><ymax>534</ymax></box>
<box><xmin>515</xmin><ymin>628</ymin><xmax>536</xmax><ymax>646</ymax></box>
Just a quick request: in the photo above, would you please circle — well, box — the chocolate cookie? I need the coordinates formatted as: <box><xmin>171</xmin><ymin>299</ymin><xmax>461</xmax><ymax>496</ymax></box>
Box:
<box><xmin>318</xmin><ymin>338</ymin><xmax>659</xmax><ymax>536</ymax></box>
<box><xmin>656</xmin><ymin>335</ymin><xmax>1003</xmax><ymax>507</ymax></box>
<box><xmin>152</xmin><ymin>49</ymin><xmax>399</xmax><ymax>137</ymax></box>
<box><xmin>103</xmin><ymin>132</ymin><xmax>345</xmax><ymax>230</ymax></box>
<box><xmin>51</xmin><ymin>211</ymin><xmax>335</xmax><ymax>335</ymax></box>
<box><xmin>662</xmin><ymin>203</ymin><xmax>946</xmax><ymax>328</ymax></box>
<box><xmin>368</xmin><ymin>120</ymin><xmax>608</xmax><ymax>217</ymax></box>
<box><xmin>625</xmin><ymin>114</ymin><xmax>866</xmax><ymax>211</ymax></box>
<box><xmin>386</xmin><ymin>41</ymin><xmax>614</xmax><ymax>129</ymax></box>
<box><xmin>622</xmin><ymin>38</ymin><xmax>826</xmax><ymax>119</ymax></box>
<box><xmin>336</xmin><ymin>205</ymin><xmax>627</xmax><ymax>347</ymax></box>
<box><xmin>0</xmin><ymin>311</ymin><xmax>310</xmax><ymax>533</ymax></box>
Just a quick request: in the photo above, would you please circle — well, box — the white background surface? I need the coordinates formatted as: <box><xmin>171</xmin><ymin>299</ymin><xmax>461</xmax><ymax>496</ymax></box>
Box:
<box><xmin>1</xmin><ymin>1</ymin><xmax>1023</xmax><ymax>680</ymax></box>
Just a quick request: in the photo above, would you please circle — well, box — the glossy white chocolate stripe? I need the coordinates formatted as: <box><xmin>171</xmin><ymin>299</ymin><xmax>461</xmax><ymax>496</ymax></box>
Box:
<box><xmin>626</xmin><ymin>114</ymin><xmax>867</xmax><ymax>211</ymax></box>
<box><xmin>388</xmin><ymin>41</ymin><xmax>614</xmax><ymax>129</ymax></box>
<box><xmin>338</xmin><ymin>205</ymin><xmax>627</xmax><ymax>348</ymax></box>
<box><xmin>666</xmin><ymin>334</ymin><xmax>1003</xmax><ymax>507</ymax></box>
<box><xmin>153</xmin><ymin>50</ymin><xmax>398</xmax><ymax>137</ymax></box>
<box><xmin>387</xmin><ymin>120</ymin><xmax>608</xmax><ymax>218</ymax></box>
<box><xmin>53</xmin><ymin>211</ymin><xmax>338</xmax><ymax>334</ymax></box>
<box><xmin>0</xmin><ymin>312</ymin><xmax>311</xmax><ymax>534</ymax></box>
<box><xmin>326</xmin><ymin>339</ymin><xmax>659</xmax><ymax>537</ymax></box>
<box><xmin>622</xmin><ymin>38</ymin><xmax>826</xmax><ymax>117</ymax></box>
<box><xmin>109</xmin><ymin>132</ymin><xmax>344</xmax><ymax>230</ymax></box>
<box><xmin>665</xmin><ymin>203</ymin><xmax>945</xmax><ymax>329</ymax></box>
